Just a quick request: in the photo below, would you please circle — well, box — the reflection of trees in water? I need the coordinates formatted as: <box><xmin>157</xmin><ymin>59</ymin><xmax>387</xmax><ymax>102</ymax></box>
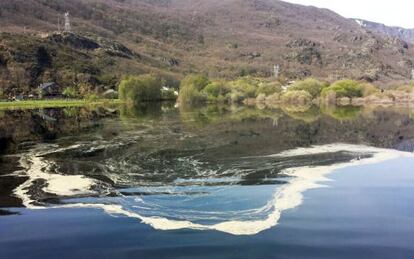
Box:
<box><xmin>2</xmin><ymin>104</ymin><xmax>414</xmax><ymax>156</ymax></box>
<box><xmin>321</xmin><ymin>105</ymin><xmax>362</xmax><ymax>121</ymax></box>
<box><xmin>281</xmin><ymin>105</ymin><xmax>320</xmax><ymax>123</ymax></box>
<box><xmin>3</xmin><ymin>104</ymin><xmax>414</xmax><ymax>211</ymax></box>
<box><xmin>0</xmin><ymin>107</ymin><xmax>116</xmax><ymax>154</ymax></box>
<box><xmin>178</xmin><ymin>103</ymin><xmax>365</xmax><ymax>127</ymax></box>
<box><xmin>119</xmin><ymin>103</ymin><xmax>361</xmax><ymax>127</ymax></box>
<box><xmin>179</xmin><ymin>103</ymin><xmax>412</xmax><ymax>126</ymax></box>
<box><xmin>177</xmin><ymin>104</ymin><xmax>414</xmax><ymax>154</ymax></box>
<box><xmin>119</xmin><ymin>102</ymin><xmax>177</xmax><ymax>122</ymax></box>
<box><xmin>179</xmin><ymin>104</ymin><xmax>285</xmax><ymax>128</ymax></box>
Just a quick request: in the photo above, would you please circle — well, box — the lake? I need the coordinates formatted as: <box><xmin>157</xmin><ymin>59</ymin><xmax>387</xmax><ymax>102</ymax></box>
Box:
<box><xmin>1</xmin><ymin>103</ymin><xmax>414</xmax><ymax>258</ymax></box>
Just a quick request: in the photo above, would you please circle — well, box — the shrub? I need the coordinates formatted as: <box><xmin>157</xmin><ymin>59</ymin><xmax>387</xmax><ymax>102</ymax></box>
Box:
<box><xmin>288</xmin><ymin>78</ymin><xmax>327</xmax><ymax>98</ymax></box>
<box><xmin>322</xmin><ymin>80</ymin><xmax>363</xmax><ymax>98</ymax></box>
<box><xmin>202</xmin><ymin>81</ymin><xmax>230</xmax><ymax>102</ymax></box>
<box><xmin>182</xmin><ymin>75</ymin><xmax>210</xmax><ymax>91</ymax></box>
<box><xmin>281</xmin><ymin>90</ymin><xmax>312</xmax><ymax>105</ymax></box>
<box><xmin>118</xmin><ymin>74</ymin><xmax>162</xmax><ymax>104</ymax></box>
<box><xmin>178</xmin><ymin>75</ymin><xmax>209</xmax><ymax>104</ymax></box>
<box><xmin>62</xmin><ymin>87</ymin><xmax>78</xmax><ymax>98</ymax></box>
<box><xmin>360</xmin><ymin>83</ymin><xmax>380</xmax><ymax>97</ymax></box>
<box><xmin>256</xmin><ymin>81</ymin><xmax>282</xmax><ymax>96</ymax></box>
<box><xmin>229</xmin><ymin>78</ymin><xmax>258</xmax><ymax>98</ymax></box>
<box><xmin>178</xmin><ymin>85</ymin><xmax>206</xmax><ymax>104</ymax></box>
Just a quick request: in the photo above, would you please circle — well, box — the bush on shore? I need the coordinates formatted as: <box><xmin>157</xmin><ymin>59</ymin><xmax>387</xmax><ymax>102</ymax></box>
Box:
<box><xmin>118</xmin><ymin>74</ymin><xmax>162</xmax><ymax>104</ymax></box>
<box><xmin>202</xmin><ymin>80</ymin><xmax>231</xmax><ymax>102</ymax></box>
<box><xmin>176</xmin><ymin>75</ymin><xmax>414</xmax><ymax>106</ymax></box>
<box><xmin>178</xmin><ymin>75</ymin><xmax>210</xmax><ymax>104</ymax></box>
<box><xmin>228</xmin><ymin>78</ymin><xmax>259</xmax><ymax>99</ymax></box>
<box><xmin>256</xmin><ymin>81</ymin><xmax>283</xmax><ymax>96</ymax></box>
<box><xmin>321</xmin><ymin>80</ymin><xmax>363</xmax><ymax>99</ymax></box>
<box><xmin>178</xmin><ymin>76</ymin><xmax>277</xmax><ymax>104</ymax></box>
<box><xmin>281</xmin><ymin>90</ymin><xmax>312</xmax><ymax>105</ymax></box>
<box><xmin>288</xmin><ymin>78</ymin><xmax>327</xmax><ymax>98</ymax></box>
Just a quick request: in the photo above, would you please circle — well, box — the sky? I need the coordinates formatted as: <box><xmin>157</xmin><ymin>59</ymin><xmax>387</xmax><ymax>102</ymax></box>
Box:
<box><xmin>284</xmin><ymin>0</ymin><xmax>414</xmax><ymax>28</ymax></box>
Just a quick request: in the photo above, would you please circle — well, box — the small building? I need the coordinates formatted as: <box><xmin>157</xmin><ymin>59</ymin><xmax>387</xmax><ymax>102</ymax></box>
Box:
<box><xmin>38</xmin><ymin>82</ymin><xmax>61</xmax><ymax>98</ymax></box>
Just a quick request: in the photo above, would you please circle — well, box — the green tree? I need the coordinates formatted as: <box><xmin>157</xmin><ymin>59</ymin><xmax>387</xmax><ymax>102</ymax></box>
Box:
<box><xmin>288</xmin><ymin>78</ymin><xmax>327</xmax><ymax>98</ymax></box>
<box><xmin>281</xmin><ymin>90</ymin><xmax>312</xmax><ymax>105</ymax></box>
<box><xmin>256</xmin><ymin>81</ymin><xmax>282</xmax><ymax>96</ymax></box>
<box><xmin>203</xmin><ymin>80</ymin><xmax>230</xmax><ymax>102</ymax></box>
<box><xmin>118</xmin><ymin>74</ymin><xmax>162</xmax><ymax>104</ymax></box>
<box><xmin>322</xmin><ymin>80</ymin><xmax>363</xmax><ymax>98</ymax></box>
<box><xmin>178</xmin><ymin>75</ymin><xmax>210</xmax><ymax>104</ymax></box>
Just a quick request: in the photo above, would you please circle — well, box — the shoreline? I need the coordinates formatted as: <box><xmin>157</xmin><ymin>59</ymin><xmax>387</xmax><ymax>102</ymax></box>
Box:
<box><xmin>0</xmin><ymin>99</ymin><xmax>124</xmax><ymax>110</ymax></box>
<box><xmin>244</xmin><ymin>93</ymin><xmax>414</xmax><ymax>108</ymax></box>
<box><xmin>2</xmin><ymin>97</ymin><xmax>414</xmax><ymax>112</ymax></box>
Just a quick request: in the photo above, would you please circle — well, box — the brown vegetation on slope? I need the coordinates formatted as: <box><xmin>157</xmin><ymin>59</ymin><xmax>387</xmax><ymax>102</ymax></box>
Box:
<box><xmin>0</xmin><ymin>0</ymin><xmax>414</xmax><ymax>94</ymax></box>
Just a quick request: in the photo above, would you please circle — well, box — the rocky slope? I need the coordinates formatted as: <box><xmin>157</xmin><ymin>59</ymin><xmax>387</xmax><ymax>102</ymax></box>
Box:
<box><xmin>354</xmin><ymin>19</ymin><xmax>414</xmax><ymax>44</ymax></box>
<box><xmin>0</xmin><ymin>0</ymin><xmax>414</xmax><ymax>95</ymax></box>
<box><xmin>0</xmin><ymin>31</ymin><xmax>183</xmax><ymax>97</ymax></box>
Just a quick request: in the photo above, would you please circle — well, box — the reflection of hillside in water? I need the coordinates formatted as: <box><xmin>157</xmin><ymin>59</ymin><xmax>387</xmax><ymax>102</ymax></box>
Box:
<box><xmin>0</xmin><ymin>106</ymin><xmax>119</xmax><ymax>154</ymax></box>
<box><xmin>2</xmin><ymin>104</ymin><xmax>414</xmax><ymax>218</ymax></box>
<box><xmin>178</xmin><ymin>104</ymin><xmax>414</xmax><ymax>155</ymax></box>
<box><xmin>1</xmin><ymin>104</ymin><xmax>414</xmax><ymax>156</ymax></box>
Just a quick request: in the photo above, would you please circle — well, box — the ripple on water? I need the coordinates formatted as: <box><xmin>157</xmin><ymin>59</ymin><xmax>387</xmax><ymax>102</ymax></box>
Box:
<box><xmin>12</xmin><ymin>142</ymin><xmax>414</xmax><ymax>235</ymax></box>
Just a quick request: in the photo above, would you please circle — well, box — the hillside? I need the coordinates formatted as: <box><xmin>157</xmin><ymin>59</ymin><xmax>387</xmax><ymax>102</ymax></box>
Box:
<box><xmin>0</xmin><ymin>0</ymin><xmax>414</xmax><ymax>96</ymax></box>
<box><xmin>0</xmin><ymin>32</ymin><xmax>181</xmax><ymax>97</ymax></box>
<box><xmin>354</xmin><ymin>19</ymin><xmax>414</xmax><ymax>44</ymax></box>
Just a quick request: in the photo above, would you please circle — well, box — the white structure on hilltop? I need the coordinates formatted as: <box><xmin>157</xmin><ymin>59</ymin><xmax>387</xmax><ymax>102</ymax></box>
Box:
<box><xmin>411</xmin><ymin>69</ymin><xmax>414</xmax><ymax>80</ymax></box>
<box><xmin>64</xmin><ymin>12</ymin><xmax>71</xmax><ymax>32</ymax></box>
<box><xmin>273</xmin><ymin>65</ymin><xmax>280</xmax><ymax>79</ymax></box>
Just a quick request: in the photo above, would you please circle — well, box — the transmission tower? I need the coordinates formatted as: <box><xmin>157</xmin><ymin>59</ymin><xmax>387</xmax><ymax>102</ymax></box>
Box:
<box><xmin>64</xmin><ymin>12</ymin><xmax>71</xmax><ymax>32</ymax></box>
<box><xmin>273</xmin><ymin>65</ymin><xmax>280</xmax><ymax>79</ymax></box>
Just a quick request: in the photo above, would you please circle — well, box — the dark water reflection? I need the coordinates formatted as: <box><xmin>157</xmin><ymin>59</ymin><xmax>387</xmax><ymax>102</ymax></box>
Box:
<box><xmin>2</xmin><ymin>104</ymin><xmax>414</xmax><ymax>206</ymax></box>
<box><xmin>1</xmin><ymin>103</ymin><xmax>414</xmax><ymax>257</ymax></box>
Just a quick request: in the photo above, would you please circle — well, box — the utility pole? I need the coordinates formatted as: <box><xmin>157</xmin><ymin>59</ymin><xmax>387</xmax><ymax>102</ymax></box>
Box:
<box><xmin>411</xmin><ymin>69</ymin><xmax>414</xmax><ymax>80</ymax></box>
<box><xmin>64</xmin><ymin>12</ymin><xmax>71</xmax><ymax>32</ymax></box>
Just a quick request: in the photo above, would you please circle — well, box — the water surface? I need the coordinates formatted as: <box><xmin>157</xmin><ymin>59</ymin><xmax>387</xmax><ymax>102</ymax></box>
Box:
<box><xmin>1</xmin><ymin>104</ymin><xmax>414</xmax><ymax>258</ymax></box>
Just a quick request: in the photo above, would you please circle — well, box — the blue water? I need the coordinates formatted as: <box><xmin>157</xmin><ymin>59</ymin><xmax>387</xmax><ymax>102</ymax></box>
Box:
<box><xmin>2</xmin><ymin>158</ymin><xmax>414</xmax><ymax>259</ymax></box>
<box><xmin>2</xmin><ymin>105</ymin><xmax>414</xmax><ymax>258</ymax></box>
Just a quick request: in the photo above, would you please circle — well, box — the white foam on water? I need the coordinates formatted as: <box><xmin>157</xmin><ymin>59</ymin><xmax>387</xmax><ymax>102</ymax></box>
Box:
<box><xmin>268</xmin><ymin>143</ymin><xmax>383</xmax><ymax>158</ymax></box>
<box><xmin>13</xmin><ymin>144</ymin><xmax>414</xmax><ymax>235</ymax></box>
<box><xmin>14</xmin><ymin>153</ymin><xmax>98</xmax><ymax>208</ymax></box>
